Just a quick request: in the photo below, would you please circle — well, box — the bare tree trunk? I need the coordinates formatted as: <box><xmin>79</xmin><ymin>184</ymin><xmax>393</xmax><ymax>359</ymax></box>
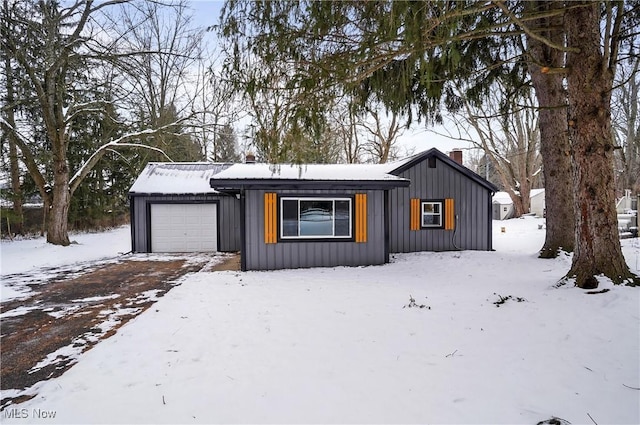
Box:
<box><xmin>621</xmin><ymin>61</ymin><xmax>639</xmax><ymax>193</ymax></box>
<box><xmin>565</xmin><ymin>2</ymin><xmax>637</xmax><ymax>287</ymax></box>
<box><xmin>513</xmin><ymin>187</ymin><xmax>531</xmax><ymax>218</ymax></box>
<box><xmin>46</xmin><ymin>155</ymin><xmax>70</xmax><ymax>246</ymax></box>
<box><xmin>361</xmin><ymin>107</ymin><xmax>403</xmax><ymax>164</ymax></box>
<box><xmin>526</xmin><ymin>0</ymin><xmax>575</xmax><ymax>258</ymax></box>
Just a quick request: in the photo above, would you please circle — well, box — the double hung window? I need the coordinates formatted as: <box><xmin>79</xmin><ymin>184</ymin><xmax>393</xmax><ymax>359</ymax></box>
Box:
<box><xmin>281</xmin><ymin>197</ymin><xmax>352</xmax><ymax>239</ymax></box>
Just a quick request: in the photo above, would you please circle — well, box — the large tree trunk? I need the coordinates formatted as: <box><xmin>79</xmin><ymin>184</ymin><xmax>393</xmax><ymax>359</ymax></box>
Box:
<box><xmin>565</xmin><ymin>2</ymin><xmax>637</xmax><ymax>288</ymax></box>
<box><xmin>510</xmin><ymin>188</ymin><xmax>530</xmax><ymax>218</ymax></box>
<box><xmin>46</xmin><ymin>154</ymin><xmax>71</xmax><ymax>246</ymax></box>
<box><xmin>526</xmin><ymin>0</ymin><xmax>575</xmax><ymax>258</ymax></box>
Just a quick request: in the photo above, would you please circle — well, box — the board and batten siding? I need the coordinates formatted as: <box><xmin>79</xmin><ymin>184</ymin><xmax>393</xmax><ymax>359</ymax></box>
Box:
<box><xmin>243</xmin><ymin>189</ymin><xmax>386</xmax><ymax>271</ymax></box>
<box><xmin>389</xmin><ymin>156</ymin><xmax>493</xmax><ymax>253</ymax></box>
<box><xmin>130</xmin><ymin>194</ymin><xmax>241</xmax><ymax>253</ymax></box>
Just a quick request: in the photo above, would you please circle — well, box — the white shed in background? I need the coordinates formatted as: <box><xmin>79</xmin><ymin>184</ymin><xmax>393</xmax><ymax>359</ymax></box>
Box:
<box><xmin>492</xmin><ymin>192</ymin><xmax>514</xmax><ymax>220</ymax></box>
<box><xmin>530</xmin><ymin>189</ymin><xmax>546</xmax><ymax>217</ymax></box>
<box><xmin>616</xmin><ymin>189</ymin><xmax>638</xmax><ymax>213</ymax></box>
<box><xmin>492</xmin><ymin>189</ymin><xmax>546</xmax><ymax>220</ymax></box>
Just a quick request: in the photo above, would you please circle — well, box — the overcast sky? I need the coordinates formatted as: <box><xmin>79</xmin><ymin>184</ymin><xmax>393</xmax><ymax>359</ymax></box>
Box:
<box><xmin>187</xmin><ymin>0</ymin><xmax>477</xmax><ymax>160</ymax></box>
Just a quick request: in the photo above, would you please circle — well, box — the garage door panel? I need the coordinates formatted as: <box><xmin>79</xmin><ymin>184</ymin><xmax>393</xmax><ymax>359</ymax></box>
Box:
<box><xmin>151</xmin><ymin>203</ymin><xmax>217</xmax><ymax>252</ymax></box>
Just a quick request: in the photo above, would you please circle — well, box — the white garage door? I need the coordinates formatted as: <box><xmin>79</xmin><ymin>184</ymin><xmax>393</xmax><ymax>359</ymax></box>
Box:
<box><xmin>150</xmin><ymin>203</ymin><xmax>217</xmax><ymax>252</ymax></box>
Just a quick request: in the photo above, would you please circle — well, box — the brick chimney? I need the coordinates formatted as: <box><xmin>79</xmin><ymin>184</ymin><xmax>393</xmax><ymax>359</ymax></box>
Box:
<box><xmin>449</xmin><ymin>149</ymin><xmax>463</xmax><ymax>165</ymax></box>
<box><xmin>245</xmin><ymin>152</ymin><xmax>256</xmax><ymax>164</ymax></box>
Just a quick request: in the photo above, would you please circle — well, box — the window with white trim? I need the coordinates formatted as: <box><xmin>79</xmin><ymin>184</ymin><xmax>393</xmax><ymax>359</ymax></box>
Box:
<box><xmin>281</xmin><ymin>197</ymin><xmax>352</xmax><ymax>239</ymax></box>
<box><xmin>421</xmin><ymin>201</ymin><xmax>443</xmax><ymax>228</ymax></box>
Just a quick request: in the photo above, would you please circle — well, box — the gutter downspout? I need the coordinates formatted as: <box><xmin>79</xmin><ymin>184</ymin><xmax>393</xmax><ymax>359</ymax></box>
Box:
<box><xmin>239</xmin><ymin>187</ymin><xmax>247</xmax><ymax>272</ymax></box>
<box><xmin>489</xmin><ymin>191</ymin><xmax>495</xmax><ymax>251</ymax></box>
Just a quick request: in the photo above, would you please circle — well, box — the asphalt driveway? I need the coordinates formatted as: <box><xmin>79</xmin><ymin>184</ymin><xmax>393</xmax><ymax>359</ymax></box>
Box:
<box><xmin>0</xmin><ymin>253</ymin><xmax>239</xmax><ymax>409</ymax></box>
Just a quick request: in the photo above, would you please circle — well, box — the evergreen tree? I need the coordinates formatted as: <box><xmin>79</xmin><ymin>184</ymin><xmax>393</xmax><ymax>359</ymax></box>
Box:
<box><xmin>214</xmin><ymin>124</ymin><xmax>240</xmax><ymax>163</ymax></box>
<box><xmin>524</xmin><ymin>0</ymin><xmax>575</xmax><ymax>258</ymax></box>
<box><xmin>219</xmin><ymin>0</ymin><xmax>639</xmax><ymax>287</ymax></box>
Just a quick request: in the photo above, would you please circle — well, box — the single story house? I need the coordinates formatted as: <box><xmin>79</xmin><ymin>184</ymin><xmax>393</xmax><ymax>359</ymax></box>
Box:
<box><xmin>129</xmin><ymin>148</ymin><xmax>498</xmax><ymax>271</ymax></box>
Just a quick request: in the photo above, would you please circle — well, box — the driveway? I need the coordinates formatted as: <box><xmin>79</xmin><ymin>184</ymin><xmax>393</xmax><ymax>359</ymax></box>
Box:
<box><xmin>0</xmin><ymin>253</ymin><xmax>239</xmax><ymax>409</ymax></box>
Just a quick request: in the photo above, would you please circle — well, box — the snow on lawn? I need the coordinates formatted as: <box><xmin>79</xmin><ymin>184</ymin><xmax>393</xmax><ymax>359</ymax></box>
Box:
<box><xmin>3</xmin><ymin>218</ymin><xmax>640</xmax><ymax>424</ymax></box>
<box><xmin>0</xmin><ymin>226</ymin><xmax>131</xmax><ymax>276</ymax></box>
<box><xmin>0</xmin><ymin>226</ymin><xmax>131</xmax><ymax>301</ymax></box>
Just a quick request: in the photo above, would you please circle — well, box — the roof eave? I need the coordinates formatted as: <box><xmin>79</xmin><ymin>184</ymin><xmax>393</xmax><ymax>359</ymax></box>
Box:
<box><xmin>128</xmin><ymin>191</ymin><xmax>220</xmax><ymax>197</ymax></box>
<box><xmin>209</xmin><ymin>178</ymin><xmax>410</xmax><ymax>191</ymax></box>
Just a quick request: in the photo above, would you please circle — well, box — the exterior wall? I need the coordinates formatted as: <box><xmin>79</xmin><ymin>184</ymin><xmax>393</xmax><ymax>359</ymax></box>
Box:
<box><xmin>530</xmin><ymin>190</ymin><xmax>546</xmax><ymax>217</ymax></box>
<box><xmin>243</xmin><ymin>189</ymin><xmax>387</xmax><ymax>271</ymax></box>
<box><xmin>130</xmin><ymin>193</ymin><xmax>241</xmax><ymax>253</ymax></box>
<box><xmin>389</xmin><ymin>157</ymin><xmax>493</xmax><ymax>252</ymax></box>
<box><xmin>493</xmin><ymin>202</ymin><xmax>514</xmax><ymax>220</ymax></box>
<box><xmin>615</xmin><ymin>190</ymin><xmax>636</xmax><ymax>213</ymax></box>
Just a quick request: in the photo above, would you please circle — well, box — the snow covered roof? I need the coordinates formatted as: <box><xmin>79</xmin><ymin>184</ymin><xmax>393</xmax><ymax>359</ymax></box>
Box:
<box><xmin>493</xmin><ymin>189</ymin><xmax>545</xmax><ymax>204</ymax></box>
<box><xmin>210</xmin><ymin>163</ymin><xmax>402</xmax><ymax>181</ymax></box>
<box><xmin>208</xmin><ymin>163</ymin><xmax>410</xmax><ymax>190</ymax></box>
<box><xmin>492</xmin><ymin>191</ymin><xmax>513</xmax><ymax>204</ymax></box>
<box><xmin>131</xmin><ymin>148</ymin><xmax>498</xmax><ymax>195</ymax></box>
<box><xmin>129</xmin><ymin>162</ymin><xmax>232</xmax><ymax>195</ymax></box>
<box><xmin>530</xmin><ymin>188</ymin><xmax>545</xmax><ymax>198</ymax></box>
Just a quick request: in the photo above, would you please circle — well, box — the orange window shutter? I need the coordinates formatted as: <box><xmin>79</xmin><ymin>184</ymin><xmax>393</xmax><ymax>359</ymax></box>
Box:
<box><xmin>445</xmin><ymin>198</ymin><xmax>455</xmax><ymax>230</ymax></box>
<box><xmin>355</xmin><ymin>194</ymin><xmax>367</xmax><ymax>243</ymax></box>
<box><xmin>410</xmin><ymin>198</ymin><xmax>420</xmax><ymax>230</ymax></box>
<box><xmin>264</xmin><ymin>193</ymin><xmax>277</xmax><ymax>244</ymax></box>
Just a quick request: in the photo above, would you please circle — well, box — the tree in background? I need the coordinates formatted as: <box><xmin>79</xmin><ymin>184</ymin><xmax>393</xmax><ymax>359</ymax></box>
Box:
<box><xmin>360</xmin><ymin>106</ymin><xmax>406</xmax><ymax>164</ymax></box>
<box><xmin>113</xmin><ymin>0</ymin><xmax>204</xmax><ymax>163</ymax></box>
<box><xmin>1</xmin><ymin>0</ymin><xmax>203</xmax><ymax>244</ymax></box>
<box><xmin>330</xmin><ymin>102</ymin><xmax>362</xmax><ymax>164</ymax></box>
<box><xmin>215</xmin><ymin>124</ymin><xmax>240</xmax><ymax>162</ymax></box>
<box><xmin>190</xmin><ymin>52</ymin><xmax>243</xmax><ymax>162</ymax></box>
<box><xmin>444</xmin><ymin>79</ymin><xmax>542</xmax><ymax>217</ymax></box>
<box><xmin>1</xmin><ymin>0</ymin><xmax>23</xmax><ymax>235</ymax></box>
<box><xmin>1</xmin><ymin>0</ymin><xmax>118</xmax><ymax>245</ymax></box>
<box><xmin>222</xmin><ymin>46</ymin><xmax>340</xmax><ymax>163</ymax></box>
<box><xmin>612</xmin><ymin>57</ymin><xmax>639</xmax><ymax>195</ymax></box>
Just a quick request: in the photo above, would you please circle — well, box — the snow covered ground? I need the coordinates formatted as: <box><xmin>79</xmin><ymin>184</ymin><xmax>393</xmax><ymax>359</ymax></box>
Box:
<box><xmin>1</xmin><ymin>218</ymin><xmax>639</xmax><ymax>424</ymax></box>
<box><xmin>1</xmin><ymin>226</ymin><xmax>132</xmax><ymax>276</ymax></box>
<box><xmin>1</xmin><ymin>226</ymin><xmax>132</xmax><ymax>301</ymax></box>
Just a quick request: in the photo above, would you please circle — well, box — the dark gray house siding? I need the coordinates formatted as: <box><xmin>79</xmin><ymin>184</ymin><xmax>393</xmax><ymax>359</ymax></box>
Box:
<box><xmin>242</xmin><ymin>189</ymin><xmax>387</xmax><ymax>271</ymax></box>
<box><xmin>129</xmin><ymin>149</ymin><xmax>495</xmax><ymax>270</ymax></box>
<box><xmin>129</xmin><ymin>193</ymin><xmax>241</xmax><ymax>253</ymax></box>
<box><xmin>388</xmin><ymin>149</ymin><xmax>497</xmax><ymax>253</ymax></box>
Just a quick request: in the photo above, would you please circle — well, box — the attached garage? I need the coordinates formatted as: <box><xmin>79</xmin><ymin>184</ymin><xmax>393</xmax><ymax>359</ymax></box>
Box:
<box><xmin>130</xmin><ymin>149</ymin><xmax>496</xmax><ymax>269</ymax></box>
<box><xmin>128</xmin><ymin>163</ymin><xmax>241</xmax><ymax>254</ymax></box>
<box><xmin>150</xmin><ymin>203</ymin><xmax>217</xmax><ymax>252</ymax></box>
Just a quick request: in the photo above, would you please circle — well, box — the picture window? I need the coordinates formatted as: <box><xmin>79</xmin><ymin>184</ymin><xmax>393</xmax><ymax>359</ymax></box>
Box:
<box><xmin>280</xmin><ymin>197</ymin><xmax>352</xmax><ymax>239</ymax></box>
